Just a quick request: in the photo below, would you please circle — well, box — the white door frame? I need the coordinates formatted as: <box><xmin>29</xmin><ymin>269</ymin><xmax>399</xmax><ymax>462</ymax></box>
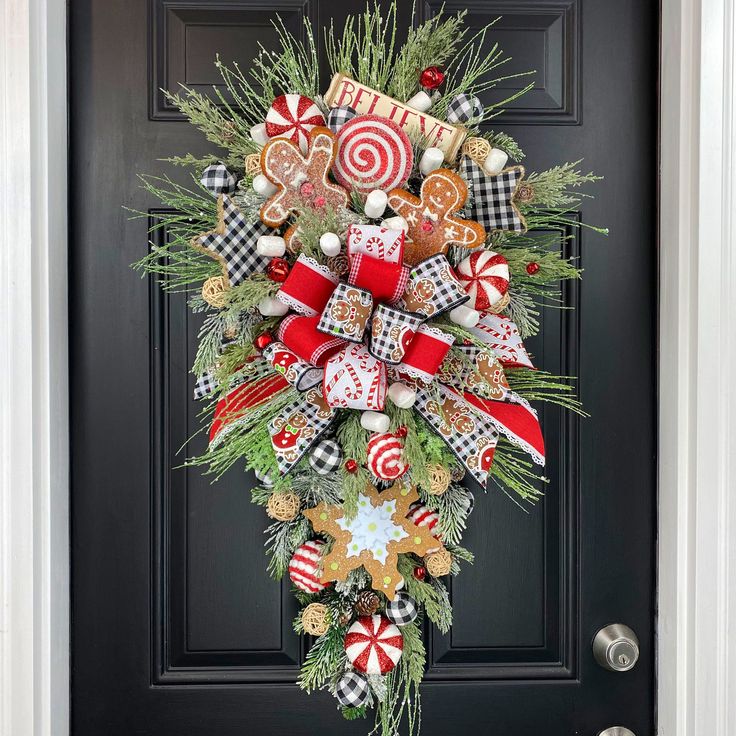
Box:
<box><xmin>1</xmin><ymin>0</ymin><xmax>733</xmax><ymax>734</ymax></box>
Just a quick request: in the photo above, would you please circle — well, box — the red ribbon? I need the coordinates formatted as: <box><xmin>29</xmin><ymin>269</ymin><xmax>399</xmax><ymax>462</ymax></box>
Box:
<box><xmin>398</xmin><ymin>325</ymin><xmax>455</xmax><ymax>382</ymax></box>
<box><xmin>276</xmin><ymin>255</ymin><xmax>339</xmax><ymax>316</ymax></box>
<box><xmin>278</xmin><ymin>314</ymin><xmax>346</xmax><ymax>367</ymax></box>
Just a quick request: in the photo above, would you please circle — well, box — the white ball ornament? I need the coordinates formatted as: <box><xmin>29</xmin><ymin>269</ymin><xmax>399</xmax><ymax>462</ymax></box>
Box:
<box><xmin>449</xmin><ymin>304</ymin><xmax>481</xmax><ymax>328</ymax></box>
<box><xmin>252</xmin><ymin>174</ymin><xmax>278</xmax><ymax>197</ymax></box>
<box><xmin>249</xmin><ymin>123</ymin><xmax>270</xmax><ymax>146</ymax></box>
<box><xmin>482</xmin><ymin>148</ymin><xmax>509</xmax><ymax>177</ymax></box>
<box><xmin>257</xmin><ymin>296</ymin><xmax>289</xmax><ymax>317</ymax></box>
<box><xmin>387</xmin><ymin>382</ymin><xmax>416</xmax><ymax>409</ymax></box>
<box><xmin>364</xmin><ymin>189</ymin><xmax>388</xmax><ymax>219</ymax></box>
<box><xmin>382</xmin><ymin>215</ymin><xmax>409</xmax><ymax>233</ymax></box>
<box><xmin>256</xmin><ymin>235</ymin><xmax>286</xmax><ymax>257</ymax></box>
<box><xmin>405</xmin><ymin>90</ymin><xmax>432</xmax><ymax>113</ymax></box>
<box><xmin>360</xmin><ymin>411</ymin><xmax>391</xmax><ymax>433</ymax></box>
<box><xmin>418</xmin><ymin>147</ymin><xmax>444</xmax><ymax>176</ymax></box>
<box><xmin>319</xmin><ymin>232</ymin><xmax>342</xmax><ymax>257</ymax></box>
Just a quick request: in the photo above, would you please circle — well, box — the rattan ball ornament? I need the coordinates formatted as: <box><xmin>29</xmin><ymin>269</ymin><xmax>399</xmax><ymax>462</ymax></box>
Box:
<box><xmin>462</xmin><ymin>137</ymin><xmax>492</xmax><ymax>165</ymax></box>
<box><xmin>245</xmin><ymin>153</ymin><xmax>262</xmax><ymax>177</ymax></box>
<box><xmin>425</xmin><ymin>548</ymin><xmax>452</xmax><ymax>577</ymax></box>
<box><xmin>266</xmin><ymin>492</ymin><xmax>301</xmax><ymax>521</ymax></box>
<box><xmin>426</xmin><ymin>464</ymin><xmax>451</xmax><ymax>495</ymax></box>
<box><xmin>486</xmin><ymin>291</ymin><xmax>511</xmax><ymax>315</ymax></box>
<box><xmin>355</xmin><ymin>590</ymin><xmax>380</xmax><ymax>616</ymax></box>
<box><xmin>302</xmin><ymin>602</ymin><xmax>330</xmax><ymax>636</ymax></box>
<box><xmin>201</xmin><ymin>275</ymin><xmax>229</xmax><ymax>308</ymax></box>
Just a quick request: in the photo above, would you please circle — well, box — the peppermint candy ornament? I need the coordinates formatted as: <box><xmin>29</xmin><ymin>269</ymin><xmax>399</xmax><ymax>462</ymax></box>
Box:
<box><xmin>344</xmin><ymin>614</ymin><xmax>404</xmax><ymax>675</ymax></box>
<box><xmin>333</xmin><ymin>114</ymin><xmax>414</xmax><ymax>195</ymax></box>
<box><xmin>265</xmin><ymin>94</ymin><xmax>325</xmax><ymax>152</ymax></box>
<box><xmin>456</xmin><ymin>250</ymin><xmax>511</xmax><ymax>310</ymax></box>
<box><xmin>288</xmin><ymin>540</ymin><xmax>327</xmax><ymax>593</ymax></box>
<box><xmin>366</xmin><ymin>431</ymin><xmax>408</xmax><ymax>480</ymax></box>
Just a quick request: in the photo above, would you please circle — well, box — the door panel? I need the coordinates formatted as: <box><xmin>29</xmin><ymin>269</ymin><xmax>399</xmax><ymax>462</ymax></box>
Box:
<box><xmin>70</xmin><ymin>0</ymin><xmax>657</xmax><ymax>733</ymax></box>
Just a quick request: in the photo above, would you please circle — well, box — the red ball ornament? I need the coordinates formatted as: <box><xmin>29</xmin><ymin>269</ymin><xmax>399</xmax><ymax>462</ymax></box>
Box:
<box><xmin>254</xmin><ymin>332</ymin><xmax>274</xmax><ymax>351</ymax></box>
<box><xmin>267</xmin><ymin>257</ymin><xmax>290</xmax><ymax>282</ymax></box>
<box><xmin>526</xmin><ymin>261</ymin><xmax>540</xmax><ymax>275</ymax></box>
<box><xmin>345</xmin><ymin>459</ymin><xmax>359</xmax><ymax>473</ymax></box>
<box><xmin>412</xmin><ymin>566</ymin><xmax>427</xmax><ymax>581</ymax></box>
<box><xmin>395</xmin><ymin>425</ymin><xmax>408</xmax><ymax>439</ymax></box>
<box><xmin>419</xmin><ymin>66</ymin><xmax>445</xmax><ymax>90</ymax></box>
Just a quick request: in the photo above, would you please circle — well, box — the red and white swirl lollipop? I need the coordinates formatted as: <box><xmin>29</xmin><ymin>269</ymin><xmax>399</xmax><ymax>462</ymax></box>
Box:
<box><xmin>333</xmin><ymin>114</ymin><xmax>414</xmax><ymax>195</ymax></box>
<box><xmin>265</xmin><ymin>94</ymin><xmax>325</xmax><ymax>152</ymax></box>
<box><xmin>456</xmin><ymin>250</ymin><xmax>510</xmax><ymax>311</ymax></box>
<box><xmin>366</xmin><ymin>431</ymin><xmax>408</xmax><ymax>480</ymax></box>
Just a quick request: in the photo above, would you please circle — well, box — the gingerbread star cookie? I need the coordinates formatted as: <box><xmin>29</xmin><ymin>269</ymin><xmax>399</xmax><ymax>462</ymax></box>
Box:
<box><xmin>259</xmin><ymin>126</ymin><xmax>349</xmax><ymax>228</ymax></box>
<box><xmin>387</xmin><ymin>169</ymin><xmax>486</xmax><ymax>266</ymax></box>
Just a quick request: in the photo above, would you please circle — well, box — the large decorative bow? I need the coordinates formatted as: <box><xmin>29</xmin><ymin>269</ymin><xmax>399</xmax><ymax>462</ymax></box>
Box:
<box><xmin>207</xmin><ymin>223</ymin><xmax>545</xmax><ymax>485</ymax></box>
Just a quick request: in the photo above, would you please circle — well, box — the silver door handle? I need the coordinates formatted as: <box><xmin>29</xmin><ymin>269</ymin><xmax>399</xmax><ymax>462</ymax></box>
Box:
<box><xmin>598</xmin><ymin>728</ymin><xmax>636</xmax><ymax>736</ymax></box>
<box><xmin>593</xmin><ymin>624</ymin><xmax>640</xmax><ymax>671</ymax></box>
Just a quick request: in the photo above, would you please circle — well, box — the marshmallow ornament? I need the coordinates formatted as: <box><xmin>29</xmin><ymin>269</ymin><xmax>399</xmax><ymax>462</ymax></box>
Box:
<box><xmin>319</xmin><ymin>232</ymin><xmax>342</xmax><ymax>257</ymax></box>
<box><xmin>419</xmin><ymin>147</ymin><xmax>444</xmax><ymax>176</ymax></box>
<box><xmin>482</xmin><ymin>148</ymin><xmax>510</xmax><ymax>177</ymax></box>
<box><xmin>250</xmin><ymin>123</ymin><xmax>270</xmax><ymax>146</ymax></box>
<box><xmin>405</xmin><ymin>90</ymin><xmax>432</xmax><ymax>112</ymax></box>
<box><xmin>256</xmin><ymin>235</ymin><xmax>287</xmax><ymax>257</ymax></box>
<box><xmin>364</xmin><ymin>189</ymin><xmax>388</xmax><ymax>218</ymax></box>
<box><xmin>253</xmin><ymin>174</ymin><xmax>278</xmax><ymax>197</ymax></box>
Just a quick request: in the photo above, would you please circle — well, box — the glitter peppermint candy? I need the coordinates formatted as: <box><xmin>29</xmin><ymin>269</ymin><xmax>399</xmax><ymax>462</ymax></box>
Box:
<box><xmin>456</xmin><ymin>250</ymin><xmax>511</xmax><ymax>310</ymax></box>
<box><xmin>344</xmin><ymin>614</ymin><xmax>404</xmax><ymax>675</ymax></box>
<box><xmin>265</xmin><ymin>94</ymin><xmax>325</xmax><ymax>151</ymax></box>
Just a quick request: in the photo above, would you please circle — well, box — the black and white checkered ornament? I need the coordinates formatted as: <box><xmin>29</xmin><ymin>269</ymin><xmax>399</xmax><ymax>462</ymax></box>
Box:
<box><xmin>193</xmin><ymin>370</ymin><xmax>217</xmax><ymax>400</ymax></box>
<box><xmin>309</xmin><ymin>438</ymin><xmax>343</xmax><ymax>475</ymax></box>
<box><xmin>334</xmin><ymin>671</ymin><xmax>371</xmax><ymax>707</ymax></box>
<box><xmin>458</xmin><ymin>489</ymin><xmax>475</xmax><ymax>515</ymax></box>
<box><xmin>384</xmin><ymin>592</ymin><xmax>418</xmax><ymax>627</ymax></box>
<box><xmin>459</xmin><ymin>156</ymin><xmax>527</xmax><ymax>233</ymax></box>
<box><xmin>327</xmin><ymin>105</ymin><xmax>357</xmax><ymax>133</ymax></box>
<box><xmin>195</xmin><ymin>195</ymin><xmax>272</xmax><ymax>288</ymax></box>
<box><xmin>446</xmin><ymin>94</ymin><xmax>484</xmax><ymax>124</ymax></box>
<box><xmin>200</xmin><ymin>163</ymin><xmax>238</xmax><ymax>195</ymax></box>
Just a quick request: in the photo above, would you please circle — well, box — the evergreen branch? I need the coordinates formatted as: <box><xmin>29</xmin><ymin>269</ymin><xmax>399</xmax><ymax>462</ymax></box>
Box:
<box><xmin>298</xmin><ymin>624</ymin><xmax>348</xmax><ymax>693</ymax></box>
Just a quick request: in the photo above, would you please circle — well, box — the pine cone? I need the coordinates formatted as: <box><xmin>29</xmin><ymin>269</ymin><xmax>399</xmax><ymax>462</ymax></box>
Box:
<box><xmin>354</xmin><ymin>590</ymin><xmax>380</xmax><ymax>616</ymax></box>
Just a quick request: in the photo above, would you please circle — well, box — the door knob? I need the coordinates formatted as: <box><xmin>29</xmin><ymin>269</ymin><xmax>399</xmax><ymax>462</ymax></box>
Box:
<box><xmin>592</xmin><ymin>624</ymin><xmax>639</xmax><ymax>671</ymax></box>
<box><xmin>597</xmin><ymin>729</ymin><xmax>636</xmax><ymax>736</ymax></box>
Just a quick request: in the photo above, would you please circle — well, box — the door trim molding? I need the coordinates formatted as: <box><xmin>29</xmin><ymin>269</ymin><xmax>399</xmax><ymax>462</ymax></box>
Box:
<box><xmin>0</xmin><ymin>0</ymin><xmax>69</xmax><ymax>734</ymax></box>
<box><xmin>2</xmin><ymin>0</ymin><xmax>734</xmax><ymax>733</ymax></box>
<box><xmin>659</xmin><ymin>0</ymin><xmax>736</xmax><ymax>734</ymax></box>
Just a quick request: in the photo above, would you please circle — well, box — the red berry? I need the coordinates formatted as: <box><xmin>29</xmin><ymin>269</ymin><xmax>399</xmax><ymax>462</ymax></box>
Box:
<box><xmin>413</xmin><ymin>566</ymin><xmax>426</xmax><ymax>581</ymax></box>
<box><xmin>526</xmin><ymin>261</ymin><xmax>540</xmax><ymax>275</ymax></box>
<box><xmin>395</xmin><ymin>425</ymin><xmax>408</xmax><ymax>439</ymax></box>
<box><xmin>267</xmin><ymin>257</ymin><xmax>290</xmax><ymax>282</ymax></box>
<box><xmin>419</xmin><ymin>66</ymin><xmax>445</xmax><ymax>90</ymax></box>
<box><xmin>314</xmin><ymin>196</ymin><xmax>326</xmax><ymax>207</ymax></box>
<box><xmin>345</xmin><ymin>459</ymin><xmax>359</xmax><ymax>473</ymax></box>
<box><xmin>254</xmin><ymin>332</ymin><xmax>273</xmax><ymax>351</ymax></box>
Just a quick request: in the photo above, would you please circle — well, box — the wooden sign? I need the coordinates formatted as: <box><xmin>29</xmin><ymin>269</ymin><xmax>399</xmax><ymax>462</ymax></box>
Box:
<box><xmin>324</xmin><ymin>73</ymin><xmax>467</xmax><ymax>161</ymax></box>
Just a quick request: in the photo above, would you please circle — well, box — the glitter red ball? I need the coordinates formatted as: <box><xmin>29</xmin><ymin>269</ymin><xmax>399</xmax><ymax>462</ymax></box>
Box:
<box><xmin>345</xmin><ymin>459</ymin><xmax>359</xmax><ymax>473</ymax></box>
<box><xmin>254</xmin><ymin>332</ymin><xmax>273</xmax><ymax>351</ymax></box>
<box><xmin>267</xmin><ymin>257</ymin><xmax>290</xmax><ymax>282</ymax></box>
<box><xmin>526</xmin><ymin>261</ymin><xmax>540</xmax><ymax>275</ymax></box>
<box><xmin>412</xmin><ymin>566</ymin><xmax>427</xmax><ymax>581</ymax></box>
<box><xmin>419</xmin><ymin>66</ymin><xmax>445</xmax><ymax>90</ymax></box>
<box><xmin>395</xmin><ymin>425</ymin><xmax>408</xmax><ymax>439</ymax></box>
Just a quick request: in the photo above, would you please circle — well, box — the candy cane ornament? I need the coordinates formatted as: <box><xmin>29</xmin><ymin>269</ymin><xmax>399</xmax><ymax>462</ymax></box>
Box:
<box><xmin>333</xmin><ymin>114</ymin><xmax>414</xmax><ymax>195</ymax></box>
<box><xmin>366</xmin><ymin>431</ymin><xmax>408</xmax><ymax>480</ymax></box>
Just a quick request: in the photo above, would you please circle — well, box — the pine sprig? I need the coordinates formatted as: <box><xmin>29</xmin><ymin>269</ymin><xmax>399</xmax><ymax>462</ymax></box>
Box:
<box><xmin>298</xmin><ymin>624</ymin><xmax>348</xmax><ymax>693</ymax></box>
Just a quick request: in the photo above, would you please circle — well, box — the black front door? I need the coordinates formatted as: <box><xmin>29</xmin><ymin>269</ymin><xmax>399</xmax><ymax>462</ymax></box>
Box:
<box><xmin>70</xmin><ymin>1</ymin><xmax>658</xmax><ymax>734</ymax></box>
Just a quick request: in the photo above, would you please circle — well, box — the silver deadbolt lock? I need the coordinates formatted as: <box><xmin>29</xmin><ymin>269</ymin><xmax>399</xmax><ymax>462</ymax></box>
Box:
<box><xmin>593</xmin><ymin>624</ymin><xmax>640</xmax><ymax>672</ymax></box>
<box><xmin>598</xmin><ymin>729</ymin><xmax>636</xmax><ymax>736</ymax></box>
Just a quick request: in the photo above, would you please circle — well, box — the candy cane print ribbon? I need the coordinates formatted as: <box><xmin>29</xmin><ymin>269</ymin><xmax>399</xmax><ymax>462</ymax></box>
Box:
<box><xmin>346</xmin><ymin>224</ymin><xmax>405</xmax><ymax>265</ymax></box>
<box><xmin>323</xmin><ymin>343</ymin><xmax>387</xmax><ymax>410</ymax></box>
<box><xmin>466</xmin><ymin>313</ymin><xmax>535</xmax><ymax>369</ymax></box>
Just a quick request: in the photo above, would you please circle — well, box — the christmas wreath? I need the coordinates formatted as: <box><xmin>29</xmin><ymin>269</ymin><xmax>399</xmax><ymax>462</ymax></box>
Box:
<box><xmin>134</xmin><ymin>4</ymin><xmax>603</xmax><ymax>733</ymax></box>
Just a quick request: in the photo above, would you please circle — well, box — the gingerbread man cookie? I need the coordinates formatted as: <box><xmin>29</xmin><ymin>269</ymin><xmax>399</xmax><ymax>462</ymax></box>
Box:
<box><xmin>259</xmin><ymin>126</ymin><xmax>349</xmax><ymax>228</ymax></box>
<box><xmin>387</xmin><ymin>169</ymin><xmax>486</xmax><ymax>266</ymax></box>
